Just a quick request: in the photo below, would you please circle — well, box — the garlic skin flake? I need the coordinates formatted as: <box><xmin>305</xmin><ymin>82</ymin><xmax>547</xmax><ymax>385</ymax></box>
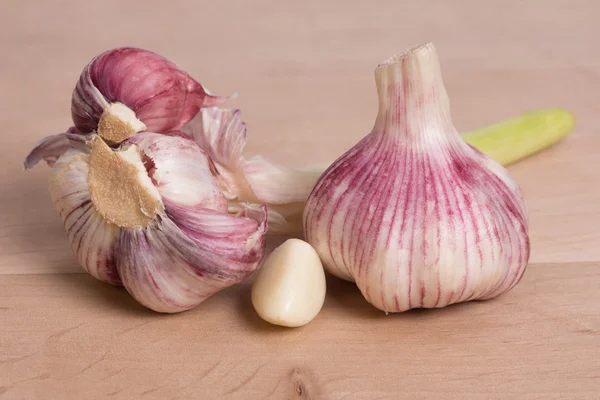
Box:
<box><xmin>181</xmin><ymin>108</ymin><xmax>324</xmax><ymax>235</ymax></box>
<box><xmin>303</xmin><ymin>43</ymin><xmax>530</xmax><ymax>313</ymax></box>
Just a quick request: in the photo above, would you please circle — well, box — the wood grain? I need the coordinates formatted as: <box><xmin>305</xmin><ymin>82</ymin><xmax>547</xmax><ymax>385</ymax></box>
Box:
<box><xmin>0</xmin><ymin>0</ymin><xmax>599</xmax><ymax>398</ymax></box>
<box><xmin>1</xmin><ymin>264</ymin><xmax>599</xmax><ymax>399</ymax></box>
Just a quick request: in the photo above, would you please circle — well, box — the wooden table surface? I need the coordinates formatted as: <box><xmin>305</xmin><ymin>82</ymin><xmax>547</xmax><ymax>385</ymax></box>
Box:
<box><xmin>1</xmin><ymin>1</ymin><xmax>599</xmax><ymax>398</ymax></box>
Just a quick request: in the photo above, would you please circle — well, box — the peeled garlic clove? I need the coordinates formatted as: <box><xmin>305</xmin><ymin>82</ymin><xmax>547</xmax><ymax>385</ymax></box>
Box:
<box><xmin>303</xmin><ymin>43</ymin><xmax>530</xmax><ymax>313</ymax></box>
<box><xmin>252</xmin><ymin>239</ymin><xmax>326</xmax><ymax>327</ymax></box>
<box><xmin>71</xmin><ymin>47</ymin><xmax>228</xmax><ymax>136</ymax></box>
<box><xmin>46</xmin><ymin>130</ymin><xmax>266</xmax><ymax>313</ymax></box>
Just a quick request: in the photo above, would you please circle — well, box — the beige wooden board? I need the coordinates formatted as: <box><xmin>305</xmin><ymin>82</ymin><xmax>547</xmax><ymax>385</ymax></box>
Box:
<box><xmin>0</xmin><ymin>0</ymin><xmax>599</xmax><ymax>398</ymax></box>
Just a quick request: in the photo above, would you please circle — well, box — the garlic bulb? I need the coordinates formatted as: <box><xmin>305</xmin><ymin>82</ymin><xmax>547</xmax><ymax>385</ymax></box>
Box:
<box><xmin>27</xmin><ymin>103</ymin><xmax>319</xmax><ymax>312</ymax></box>
<box><xmin>46</xmin><ymin>128</ymin><xmax>267</xmax><ymax>313</ymax></box>
<box><xmin>303</xmin><ymin>43</ymin><xmax>530</xmax><ymax>313</ymax></box>
<box><xmin>25</xmin><ymin>47</ymin><xmax>335</xmax><ymax>312</ymax></box>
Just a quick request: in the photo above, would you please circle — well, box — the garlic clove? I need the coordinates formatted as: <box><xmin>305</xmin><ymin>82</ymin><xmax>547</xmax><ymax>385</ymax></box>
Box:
<box><xmin>28</xmin><ymin>48</ymin><xmax>230</xmax><ymax>169</ymax></box>
<box><xmin>49</xmin><ymin>147</ymin><xmax>121</xmax><ymax>285</ymax></box>
<box><xmin>117</xmin><ymin>206</ymin><xmax>266</xmax><ymax>313</ymax></box>
<box><xmin>251</xmin><ymin>239</ymin><xmax>326</xmax><ymax>327</ymax></box>
<box><xmin>303</xmin><ymin>43</ymin><xmax>530</xmax><ymax>313</ymax></box>
<box><xmin>129</xmin><ymin>132</ymin><xmax>227</xmax><ymax>213</ymax></box>
<box><xmin>72</xmin><ymin>47</ymin><xmax>228</xmax><ymax>135</ymax></box>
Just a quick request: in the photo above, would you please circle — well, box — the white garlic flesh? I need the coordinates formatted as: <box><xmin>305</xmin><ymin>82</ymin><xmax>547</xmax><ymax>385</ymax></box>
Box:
<box><xmin>251</xmin><ymin>239</ymin><xmax>326</xmax><ymax>327</ymax></box>
<box><xmin>303</xmin><ymin>43</ymin><xmax>530</xmax><ymax>313</ymax></box>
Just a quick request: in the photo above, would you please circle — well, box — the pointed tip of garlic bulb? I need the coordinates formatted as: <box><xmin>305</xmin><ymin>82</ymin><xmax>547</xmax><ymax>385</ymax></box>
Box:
<box><xmin>373</xmin><ymin>42</ymin><xmax>452</xmax><ymax>141</ymax></box>
<box><xmin>304</xmin><ymin>42</ymin><xmax>530</xmax><ymax>313</ymax></box>
<box><xmin>377</xmin><ymin>42</ymin><xmax>436</xmax><ymax>67</ymax></box>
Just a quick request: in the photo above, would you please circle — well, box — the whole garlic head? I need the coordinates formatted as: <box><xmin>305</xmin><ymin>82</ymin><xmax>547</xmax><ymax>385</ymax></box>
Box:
<box><xmin>303</xmin><ymin>43</ymin><xmax>530</xmax><ymax>313</ymax></box>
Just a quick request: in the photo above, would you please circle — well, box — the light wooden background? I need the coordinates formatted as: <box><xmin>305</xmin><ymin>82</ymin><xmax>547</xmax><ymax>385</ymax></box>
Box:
<box><xmin>0</xmin><ymin>1</ymin><xmax>598</xmax><ymax>398</ymax></box>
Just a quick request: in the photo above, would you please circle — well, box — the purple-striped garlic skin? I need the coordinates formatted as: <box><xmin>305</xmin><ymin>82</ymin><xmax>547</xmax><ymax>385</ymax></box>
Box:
<box><xmin>303</xmin><ymin>43</ymin><xmax>530</xmax><ymax>313</ymax></box>
<box><xmin>23</xmin><ymin>129</ymin><xmax>75</xmax><ymax>170</ymax></box>
<box><xmin>181</xmin><ymin>107</ymin><xmax>327</xmax><ymax>235</ymax></box>
<box><xmin>47</xmin><ymin>131</ymin><xmax>266</xmax><ymax>313</ymax></box>
<box><xmin>71</xmin><ymin>47</ymin><xmax>227</xmax><ymax>134</ymax></box>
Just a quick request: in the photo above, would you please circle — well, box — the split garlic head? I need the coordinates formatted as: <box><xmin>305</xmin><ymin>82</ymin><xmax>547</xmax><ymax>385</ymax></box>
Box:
<box><xmin>303</xmin><ymin>43</ymin><xmax>530</xmax><ymax>313</ymax></box>
<box><xmin>49</xmin><ymin>131</ymin><xmax>266</xmax><ymax>313</ymax></box>
<box><xmin>24</xmin><ymin>44</ymin><xmax>325</xmax><ymax>311</ymax></box>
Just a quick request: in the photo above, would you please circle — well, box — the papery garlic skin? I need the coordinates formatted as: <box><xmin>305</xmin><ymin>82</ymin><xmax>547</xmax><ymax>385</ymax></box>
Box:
<box><xmin>23</xmin><ymin>127</ymin><xmax>82</xmax><ymax>169</ymax></box>
<box><xmin>303</xmin><ymin>43</ymin><xmax>530</xmax><ymax>313</ymax></box>
<box><xmin>181</xmin><ymin>108</ymin><xmax>325</xmax><ymax>235</ymax></box>
<box><xmin>48</xmin><ymin>132</ymin><xmax>266</xmax><ymax>313</ymax></box>
<box><xmin>72</xmin><ymin>47</ymin><xmax>228</xmax><ymax>136</ymax></box>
